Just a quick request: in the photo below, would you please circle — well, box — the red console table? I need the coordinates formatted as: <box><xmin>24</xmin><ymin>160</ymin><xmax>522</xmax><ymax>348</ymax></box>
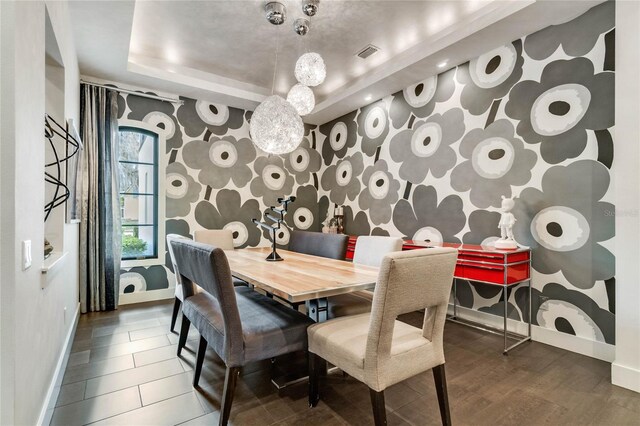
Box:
<box><xmin>346</xmin><ymin>236</ymin><xmax>532</xmax><ymax>354</ymax></box>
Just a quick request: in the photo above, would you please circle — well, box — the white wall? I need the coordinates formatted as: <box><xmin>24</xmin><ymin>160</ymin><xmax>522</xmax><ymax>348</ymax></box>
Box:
<box><xmin>0</xmin><ymin>2</ymin><xmax>16</xmax><ymax>423</ymax></box>
<box><xmin>0</xmin><ymin>1</ymin><xmax>80</xmax><ymax>424</ymax></box>
<box><xmin>613</xmin><ymin>0</ymin><xmax>640</xmax><ymax>394</ymax></box>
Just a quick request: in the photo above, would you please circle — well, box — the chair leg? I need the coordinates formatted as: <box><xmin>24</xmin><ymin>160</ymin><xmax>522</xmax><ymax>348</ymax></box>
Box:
<box><xmin>433</xmin><ymin>363</ymin><xmax>452</xmax><ymax>426</ymax></box>
<box><xmin>193</xmin><ymin>336</ymin><xmax>207</xmax><ymax>387</ymax></box>
<box><xmin>219</xmin><ymin>366</ymin><xmax>240</xmax><ymax>426</ymax></box>
<box><xmin>369</xmin><ymin>388</ymin><xmax>387</xmax><ymax>426</ymax></box>
<box><xmin>308</xmin><ymin>352</ymin><xmax>323</xmax><ymax>408</ymax></box>
<box><xmin>170</xmin><ymin>297</ymin><xmax>181</xmax><ymax>333</ymax></box>
<box><xmin>177</xmin><ymin>315</ymin><xmax>191</xmax><ymax>356</ymax></box>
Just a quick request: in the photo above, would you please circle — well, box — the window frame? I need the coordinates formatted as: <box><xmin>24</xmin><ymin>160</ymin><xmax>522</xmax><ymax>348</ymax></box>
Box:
<box><xmin>118</xmin><ymin>119</ymin><xmax>166</xmax><ymax>268</ymax></box>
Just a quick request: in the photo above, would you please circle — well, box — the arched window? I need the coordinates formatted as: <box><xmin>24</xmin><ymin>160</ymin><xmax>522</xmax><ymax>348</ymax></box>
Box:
<box><xmin>118</xmin><ymin>126</ymin><xmax>159</xmax><ymax>260</ymax></box>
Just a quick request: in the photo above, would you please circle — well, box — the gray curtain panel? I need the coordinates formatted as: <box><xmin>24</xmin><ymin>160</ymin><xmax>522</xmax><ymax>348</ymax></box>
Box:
<box><xmin>79</xmin><ymin>84</ymin><xmax>122</xmax><ymax>312</ymax></box>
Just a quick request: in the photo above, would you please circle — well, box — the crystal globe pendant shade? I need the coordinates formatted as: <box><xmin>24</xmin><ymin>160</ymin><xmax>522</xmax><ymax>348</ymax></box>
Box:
<box><xmin>295</xmin><ymin>52</ymin><xmax>326</xmax><ymax>87</ymax></box>
<box><xmin>302</xmin><ymin>0</ymin><xmax>319</xmax><ymax>17</ymax></box>
<box><xmin>286</xmin><ymin>84</ymin><xmax>315</xmax><ymax>116</ymax></box>
<box><xmin>250</xmin><ymin>95</ymin><xmax>304</xmax><ymax>155</ymax></box>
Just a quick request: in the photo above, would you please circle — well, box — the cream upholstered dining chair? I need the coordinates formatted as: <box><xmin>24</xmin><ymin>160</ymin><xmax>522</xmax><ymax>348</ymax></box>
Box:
<box><xmin>167</xmin><ymin>230</ymin><xmax>245</xmax><ymax>333</ymax></box>
<box><xmin>193</xmin><ymin>229</ymin><xmax>234</xmax><ymax>250</ymax></box>
<box><xmin>167</xmin><ymin>234</ymin><xmax>191</xmax><ymax>332</ymax></box>
<box><xmin>328</xmin><ymin>236</ymin><xmax>403</xmax><ymax>318</ymax></box>
<box><xmin>308</xmin><ymin>248</ymin><xmax>458</xmax><ymax>426</ymax></box>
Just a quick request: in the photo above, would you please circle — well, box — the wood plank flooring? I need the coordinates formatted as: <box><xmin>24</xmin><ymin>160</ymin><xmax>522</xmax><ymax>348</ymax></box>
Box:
<box><xmin>52</xmin><ymin>299</ymin><xmax>640</xmax><ymax>425</ymax></box>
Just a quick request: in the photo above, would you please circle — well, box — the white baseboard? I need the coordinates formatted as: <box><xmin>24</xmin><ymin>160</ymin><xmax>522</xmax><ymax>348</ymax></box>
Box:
<box><xmin>447</xmin><ymin>304</ymin><xmax>615</xmax><ymax>362</ymax></box>
<box><xmin>38</xmin><ymin>302</ymin><xmax>80</xmax><ymax>426</ymax></box>
<box><xmin>118</xmin><ymin>287</ymin><xmax>175</xmax><ymax>305</ymax></box>
<box><xmin>612</xmin><ymin>362</ymin><xmax>640</xmax><ymax>393</ymax></box>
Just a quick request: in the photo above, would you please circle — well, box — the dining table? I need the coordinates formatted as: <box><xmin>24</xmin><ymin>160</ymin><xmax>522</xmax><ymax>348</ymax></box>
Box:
<box><xmin>224</xmin><ymin>246</ymin><xmax>380</xmax><ymax>323</ymax></box>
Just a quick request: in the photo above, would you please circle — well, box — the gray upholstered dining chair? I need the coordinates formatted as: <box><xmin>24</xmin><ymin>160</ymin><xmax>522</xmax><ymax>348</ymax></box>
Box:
<box><xmin>308</xmin><ymin>248</ymin><xmax>458</xmax><ymax>426</ymax></box>
<box><xmin>328</xmin><ymin>236</ymin><xmax>404</xmax><ymax>318</ymax></box>
<box><xmin>167</xmin><ymin>231</ymin><xmax>247</xmax><ymax>333</ymax></box>
<box><xmin>194</xmin><ymin>229</ymin><xmax>248</xmax><ymax>287</ymax></box>
<box><xmin>170</xmin><ymin>239</ymin><xmax>314</xmax><ymax>426</ymax></box>
<box><xmin>288</xmin><ymin>230</ymin><xmax>349</xmax><ymax>260</ymax></box>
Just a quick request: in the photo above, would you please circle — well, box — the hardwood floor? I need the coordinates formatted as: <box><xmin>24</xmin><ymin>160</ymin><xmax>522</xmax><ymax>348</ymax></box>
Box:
<box><xmin>53</xmin><ymin>299</ymin><xmax>640</xmax><ymax>425</ymax></box>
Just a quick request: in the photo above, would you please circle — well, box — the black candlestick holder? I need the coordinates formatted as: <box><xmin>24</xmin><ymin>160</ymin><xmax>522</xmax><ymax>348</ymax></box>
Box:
<box><xmin>252</xmin><ymin>196</ymin><xmax>296</xmax><ymax>261</ymax></box>
<box><xmin>335</xmin><ymin>214</ymin><xmax>344</xmax><ymax>234</ymax></box>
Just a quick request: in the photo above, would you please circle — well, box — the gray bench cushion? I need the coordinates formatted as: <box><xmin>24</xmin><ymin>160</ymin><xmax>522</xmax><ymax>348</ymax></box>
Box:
<box><xmin>232</xmin><ymin>277</ymin><xmax>248</xmax><ymax>287</ymax></box>
<box><xmin>183</xmin><ymin>286</ymin><xmax>313</xmax><ymax>367</ymax></box>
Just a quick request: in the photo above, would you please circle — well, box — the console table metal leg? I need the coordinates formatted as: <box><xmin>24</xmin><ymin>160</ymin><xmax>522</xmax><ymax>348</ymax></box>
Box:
<box><xmin>453</xmin><ymin>279</ymin><xmax>458</xmax><ymax>319</ymax></box>
<box><xmin>503</xmin><ymin>285</ymin><xmax>508</xmax><ymax>355</ymax></box>
<box><xmin>528</xmin><ymin>278</ymin><xmax>532</xmax><ymax>338</ymax></box>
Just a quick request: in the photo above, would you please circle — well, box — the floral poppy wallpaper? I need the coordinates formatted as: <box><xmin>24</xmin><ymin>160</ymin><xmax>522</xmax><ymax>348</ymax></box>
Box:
<box><xmin>317</xmin><ymin>1</ymin><xmax>615</xmax><ymax>344</ymax></box>
<box><xmin>118</xmin><ymin>1</ymin><xmax>615</xmax><ymax>346</ymax></box>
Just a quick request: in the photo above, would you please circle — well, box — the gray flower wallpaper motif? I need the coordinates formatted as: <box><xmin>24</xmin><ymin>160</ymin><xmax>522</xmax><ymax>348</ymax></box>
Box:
<box><xmin>250</xmin><ymin>156</ymin><xmax>295</xmax><ymax>206</ymax></box>
<box><xmin>316</xmin><ymin>2</ymin><xmax>615</xmax><ymax>344</ymax></box>
<box><xmin>320</xmin><ymin>152</ymin><xmax>364</xmax><ymax>205</ymax></box>
<box><xmin>182</xmin><ymin>135</ymin><xmax>256</xmax><ymax>188</ymax></box>
<box><xmin>505</xmin><ymin>58</ymin><xmax>614</xmax><ymax>164</ymax></box>
<box><xmin>389</xmin><ymin>70</ymin><xmax>456</xmax><ymax>129</ymax></box>
<box><xmin>389</xmin><ymin>108</ymin><xmax>465</xmax><ymax>182</ymax></box>
<box><xmin>284</xmin><ymin>137</ymin><xmax>321</xmax><ymax>184</ymax></box>
<box><xmin>457</xmin><ymin>40</ymin><xmax>524</xmax><ymax>116</ymax></box>
<box><xmin>450</xmin><ymin>119</ymin><xmax>536</xmax><ymax>208</ymax></box>
<box><xmin>359</xmin><ymin>160</ymin><xmax>400</xmax><ymax>225</ymax></box>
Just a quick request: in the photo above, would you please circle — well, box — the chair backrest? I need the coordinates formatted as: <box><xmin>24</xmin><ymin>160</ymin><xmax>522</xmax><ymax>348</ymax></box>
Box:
<box><xmin>169</xmin><ymin>239</ymin><xmax>243</xmax><ymax>364</ymax></box>
<box><xmin>365</xmin><ymin>248</ymin><xmax>458</xmax><ymax>376</ymax></box>
<box><xmin>166</xmin><ymin>233</ymin><xmax>191</xmax><ymax>301</ymax></box>
<box><xmin>353</xmin><ymin>236</ymin><xmax>404</xmax><ymax>267</ymax></box>
<box><xmin>194</xmin><ymin>229</ymin><xmax>235</xmax><ymax>250</ymax></box>
<box><xmin>288</xmin><ymin>230</ymin><xmax>348</xmax><ymax>260</ymax></box>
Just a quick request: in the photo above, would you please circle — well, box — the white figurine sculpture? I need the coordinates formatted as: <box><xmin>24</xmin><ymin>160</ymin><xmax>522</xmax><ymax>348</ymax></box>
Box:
<box><xmin>321</xmin><ymin>203</ymin><xmax>333</xmax><ymax>233</ymax></box>
<box><xmin>494</xmin><ymin>196</ymin><xmax>519</xmax><ymax>250</ymax></box>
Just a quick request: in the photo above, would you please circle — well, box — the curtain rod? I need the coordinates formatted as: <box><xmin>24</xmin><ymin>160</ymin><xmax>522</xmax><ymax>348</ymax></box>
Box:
<box><xmin>80</xmin><ymin>80</ymin><xmax>184</xmax><ymax>104</ymax></box>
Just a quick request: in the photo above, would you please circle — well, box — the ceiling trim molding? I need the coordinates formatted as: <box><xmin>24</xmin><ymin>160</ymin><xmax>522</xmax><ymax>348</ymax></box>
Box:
<box><xmin>127</xmin><ymin>54</ymin><xmax>268</xmax><ymax>106</ymax></box>
<box><xmin>309</xmin><ymin>0</ymin><xmax>534</xmax><ymax>117</ymax></box>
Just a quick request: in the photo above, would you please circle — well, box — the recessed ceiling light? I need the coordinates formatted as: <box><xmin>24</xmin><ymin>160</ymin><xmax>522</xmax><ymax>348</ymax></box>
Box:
<box><xmin>437</xmin><ymin>61</ymin><xmax>448</xmax><ymax>69</ymax></box>
<box><xmin>365</xmin><ymin>94</ymin><xmax>372</xmax><ymax>101</ymax></box>
<box><xmin>165</xmin><ymin>47</ymin><xmax>180</xmax><ymax>64</ymax></box>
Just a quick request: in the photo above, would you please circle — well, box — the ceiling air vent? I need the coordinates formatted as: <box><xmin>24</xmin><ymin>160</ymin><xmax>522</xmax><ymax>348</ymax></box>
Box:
<box><xmin>356</xmin><ymin>44</ymin><xmax>380</xmax><ymax>59</ymax></box>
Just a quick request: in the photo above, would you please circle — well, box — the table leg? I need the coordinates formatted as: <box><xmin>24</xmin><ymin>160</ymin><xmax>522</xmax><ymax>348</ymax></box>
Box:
<box><xmin>306</xmin><ymin>298</ymin><xmax>328</xmax><ymax>323</ymax></box>
<box><xmin>272</xmin><ymin>297</ymin><xmax>330</xmax><ymax>389</ymax></box>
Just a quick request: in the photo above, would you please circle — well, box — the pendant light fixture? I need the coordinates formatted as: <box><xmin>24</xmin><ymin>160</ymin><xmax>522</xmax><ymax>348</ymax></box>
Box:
<box><xmin>294</xmin><ymin>52</ymin><xmax>326</xmax><ymax>87</ymax></box>
<box><xmin>250</xmin><ymin>1</ymin><xmax>304</xmax><ymax>155</ymax></box>
<box><xmin>250</xmin><ymin>95</ymin><xmax>304</xmax><ymax>155</ymax></box>
<box><xmin>302</xmin><ymin>0</ymin><xmax>319</xmax><ymax>17</ymax></box>
<box><xmin>287</xmin><ymin>83</ymin><xmax>315</xmax><ymax>116</ymax></box>
<box><xmin>294</xmin><ymin>1</ymin><xmax>325</xmax><ymax>87</ymax></box>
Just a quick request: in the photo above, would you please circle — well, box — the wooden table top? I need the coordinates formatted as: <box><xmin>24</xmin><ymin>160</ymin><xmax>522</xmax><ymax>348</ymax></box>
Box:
<box><xmin>224</xmin><ymin>247</ymin><xmax>380</xmax><ymax>303</ymax></box>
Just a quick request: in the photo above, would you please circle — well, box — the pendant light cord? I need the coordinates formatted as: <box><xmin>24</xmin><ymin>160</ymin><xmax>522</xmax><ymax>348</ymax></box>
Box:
<box><xmin>271</xmin><ymin>26</ymin><xmax>280</xmax><ymax>95</ymax></box>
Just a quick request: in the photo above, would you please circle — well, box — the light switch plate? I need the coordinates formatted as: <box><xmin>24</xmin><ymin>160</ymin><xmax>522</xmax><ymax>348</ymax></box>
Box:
<box><xmin>22</xmin><ymin>240</ymin><xmax>32</xmax><ymax>270</ymax></box>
